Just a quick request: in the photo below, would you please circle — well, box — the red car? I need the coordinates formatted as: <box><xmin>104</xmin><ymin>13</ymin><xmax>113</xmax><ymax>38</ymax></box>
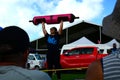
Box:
<box><xmin>29</xmin><ymin>13</ymin><xmax>79</xmax><ymax>25</ymax></box>
<box><xmin>60</xmin><ymin>46</ymin><xmax>109</xmax><ymax>68</ymax></box>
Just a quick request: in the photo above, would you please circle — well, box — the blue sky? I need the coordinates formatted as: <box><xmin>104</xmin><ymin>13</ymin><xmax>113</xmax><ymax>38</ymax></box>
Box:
<box><xmin>0</xmin><ymin>0</ymin><xmax>117</xmax><ymax>41</ymax></box>
<box><xmin>91</xmin><ymin>0</ymin><xmax>117</xmax><ymax>25</ymax></box>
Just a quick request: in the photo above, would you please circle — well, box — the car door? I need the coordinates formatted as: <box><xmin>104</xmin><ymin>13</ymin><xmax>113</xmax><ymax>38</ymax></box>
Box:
<box><xmin>27</xmin><ymin>54</ymin><xmax>36</xmax><ymax>69</ymax></box>
<box><xmin>62</xmin><ymin>48</ymin><xmax>81</xmax><ymax>68</ymax></box>
<box><xmin>78</xmin><ymin>47</ymin><xmax>96</xmax><ymax>67</ymax></box>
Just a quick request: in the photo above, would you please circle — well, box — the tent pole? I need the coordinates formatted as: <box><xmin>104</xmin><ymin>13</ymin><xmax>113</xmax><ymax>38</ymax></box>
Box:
<box><xmin>66</xmin><ymin>28</ymin><xmax>68</xmax><ymax>44</ymax></box>
<box><xmin>99</xmin><ymin>26</ymin><xmax>102</xmax><ymax>44</ymax></box>
<box><xmin>36</xmin><ymin>40</ymin><xmax>38</xmax><ymax>50</ymax></box>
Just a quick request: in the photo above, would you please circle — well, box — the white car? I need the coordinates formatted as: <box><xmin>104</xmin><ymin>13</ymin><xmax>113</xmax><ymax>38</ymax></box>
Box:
<box><xmin>26</xmin><ymin>53</ymin><xmax>45</xmax><ymax>70</ymax></box>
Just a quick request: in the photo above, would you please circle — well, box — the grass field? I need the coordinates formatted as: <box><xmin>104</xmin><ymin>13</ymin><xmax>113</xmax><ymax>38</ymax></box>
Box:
<box><xmin>51</xmin><ymin>70</ymin><xmax>86</xmax><ymax>80</ymax></box>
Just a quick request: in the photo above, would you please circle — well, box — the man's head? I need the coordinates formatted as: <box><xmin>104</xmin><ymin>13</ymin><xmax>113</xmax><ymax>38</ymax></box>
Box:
<box><xmin>0</xmin><ymin>26</ymin><xmax>30</xmax><ymax>67</ymax></box>
<box><xmin>50</xmin><ymin>27</ymin><xmax>57</xmax><ymax>35</ymax></box>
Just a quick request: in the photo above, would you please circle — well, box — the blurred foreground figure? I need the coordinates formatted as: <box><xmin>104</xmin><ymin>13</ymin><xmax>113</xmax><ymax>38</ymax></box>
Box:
<box><xmin>0</xmin><ymin>26</ymin><xmax>51</xmax><ymax>80</ymax></box>
<box><xmin>85</xmin><ymin>0</ymin><xmax>120</xmax><ymax>80</ymax></box>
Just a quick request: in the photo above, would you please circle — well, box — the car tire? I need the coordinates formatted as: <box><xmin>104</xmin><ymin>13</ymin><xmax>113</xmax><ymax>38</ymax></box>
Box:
<box><xmin>35</xmin><ymin>66</ymin><xmax>40</xmax><ymax>70</ymax></box>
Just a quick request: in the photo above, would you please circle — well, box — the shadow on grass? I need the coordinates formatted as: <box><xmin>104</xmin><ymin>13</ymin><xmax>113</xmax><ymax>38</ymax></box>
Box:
<box><xmin>52</xmin><ymin>69</ymin><xmax>86</xmax><ymax>80</ymax></box>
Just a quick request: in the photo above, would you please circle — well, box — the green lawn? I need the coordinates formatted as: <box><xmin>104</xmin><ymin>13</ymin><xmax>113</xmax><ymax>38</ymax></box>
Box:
<box><xmin>52</xmin><ymin>70</ymin><xmax>86</xmax><ymax>80</ymax></box>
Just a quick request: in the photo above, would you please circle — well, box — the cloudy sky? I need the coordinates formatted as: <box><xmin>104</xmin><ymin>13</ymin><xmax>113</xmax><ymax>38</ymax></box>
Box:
<box><xmin>0</xmin><ymin>0</ymin><xmax>117</xmax><ymax>41</ymax></box>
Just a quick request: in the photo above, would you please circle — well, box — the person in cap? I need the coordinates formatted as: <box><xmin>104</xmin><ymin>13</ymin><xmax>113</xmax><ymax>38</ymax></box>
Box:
<box><xmin>0</xmin><ymin>26</ymin><xmax>51</xmax><ymax>80</ymax></box>
<box><xmin>42</xmin><ymin>20</ymin><xmax>63</xmax><ymax>80</ymax></box>
<box><xmin>85</xmin><ymin>0</ymin><xmax>120</xmax><ymax>80</ymax></box>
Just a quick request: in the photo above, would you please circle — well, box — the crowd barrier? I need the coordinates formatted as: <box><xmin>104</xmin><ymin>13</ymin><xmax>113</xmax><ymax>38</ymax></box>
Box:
<box><xmin>42</xmin><ymin>67</ymin><xmax>88</xmax><ymax>72</ymax></box>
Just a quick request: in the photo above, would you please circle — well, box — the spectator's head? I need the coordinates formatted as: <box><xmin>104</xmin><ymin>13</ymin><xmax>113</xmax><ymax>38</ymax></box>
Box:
<box><xmin>0</xmin><ymin>26</ymin><xmax>30</xmax><ymax>67</ymax></box>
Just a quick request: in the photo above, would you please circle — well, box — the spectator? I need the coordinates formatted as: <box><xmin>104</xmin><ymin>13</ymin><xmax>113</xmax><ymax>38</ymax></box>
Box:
<box><xmin>0</xmin><ymin>26</ymin><xmax>51</xmax><ymax>80</ymax></box>
<box><xmin>111</xmin><ymin>43</ymin><xmax>118</xmax><ymax>53</ymax></box>
<box><xmin>85</xmin><ymin>0</ymin><xmax>120</xmax><ymax>80</ymax></box>
<box><xmin>42</xmin><ymin>20</ymin><xmax>63</xmax><ymax>80</ymax></box>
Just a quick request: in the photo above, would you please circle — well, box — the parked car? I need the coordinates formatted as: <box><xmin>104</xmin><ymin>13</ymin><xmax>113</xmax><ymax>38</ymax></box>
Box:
<box><xmin>60</xmin><ymin>44</ymin><xmax>112</xmax><ymax>68</ymax></box>
<box><xmin>26</xmin><ymin>53</ymin><xmax>45</xmax><ymax>70</ymax></box>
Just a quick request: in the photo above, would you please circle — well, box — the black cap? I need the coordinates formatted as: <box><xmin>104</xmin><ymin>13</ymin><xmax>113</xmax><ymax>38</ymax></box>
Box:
<box><xmin>0</xmin><ymin>26</ymin><xmax>30</xmax><ymax>53</ymax></box>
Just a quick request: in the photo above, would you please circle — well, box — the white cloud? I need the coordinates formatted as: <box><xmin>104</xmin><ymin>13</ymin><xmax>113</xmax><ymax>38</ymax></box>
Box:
<box><xmin>52</xmin><ymin>0</ymin><xmax>103</xmax><ymax>20</ymax></box>
<box><xmin>0</xmin><ymin>0</ymin><xmax>104</xmax><ymax>41</ymax></box>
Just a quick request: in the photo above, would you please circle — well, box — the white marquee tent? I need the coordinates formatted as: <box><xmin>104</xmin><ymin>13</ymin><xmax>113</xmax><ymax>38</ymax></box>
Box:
<box><xmin>67</xmin><ymin>37</ymin><xmax>120</xmax><ymax>48</ymax></box>
<box><xmin>69</xmin><ymin>37</ymin><xmax>95</xmax><ymax>45</ymax></box>
<box><xmin>105</xmin><ymin>39</ymin><xmax>120</xmax><ymax>48</ymax></box>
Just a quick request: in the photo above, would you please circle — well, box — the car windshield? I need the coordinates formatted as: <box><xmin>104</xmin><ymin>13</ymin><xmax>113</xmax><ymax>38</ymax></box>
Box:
<box><xmin>63</xmin><ymin>50</ymin><xmax>68</xmax><ymax>54</ymax></box>
<box><xmin>66</xmin><ymin>48</ymin><xmax>94</xmax><ymax>56</ymax></box>
<box><xmin>35</xmin><ymin>54</ymin><xmax>41</xmax><ymax>60</ymax></box>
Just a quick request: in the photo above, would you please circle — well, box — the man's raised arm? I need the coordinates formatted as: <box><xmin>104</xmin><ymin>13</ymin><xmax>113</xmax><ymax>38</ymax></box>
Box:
<box><xmin>42</xmin><ymin>22</ymin><xmax>47</xmax><ymax>36</ymax></box>
<box><xmin>58</xmin><ymin>20</ymin><xmax>63</xmax><ymax>35</ymax></box>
